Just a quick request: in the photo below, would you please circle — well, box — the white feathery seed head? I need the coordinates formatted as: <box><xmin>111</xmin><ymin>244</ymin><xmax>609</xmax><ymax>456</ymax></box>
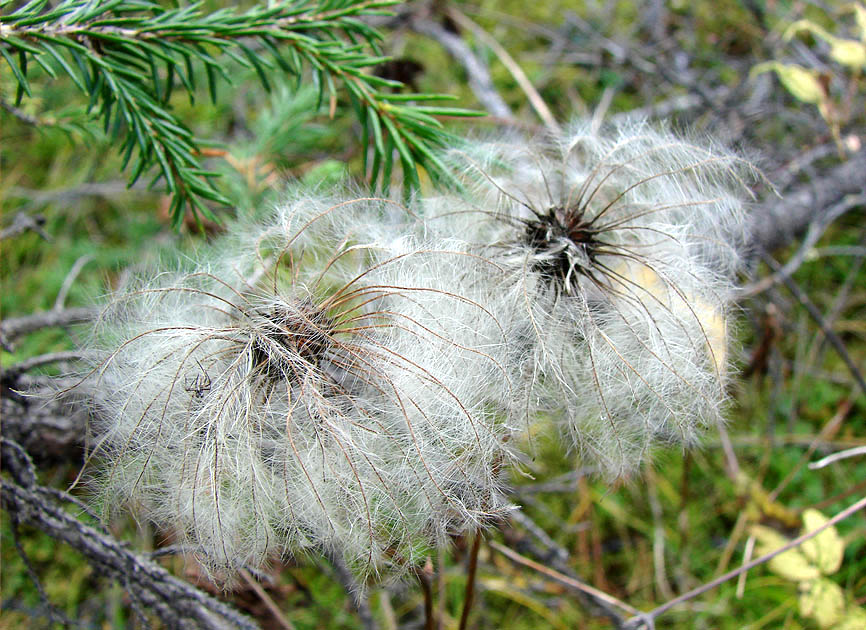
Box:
<box><xmin>71</xmin><ymin>191</ymin><xmax>518</xmax><ymax>583</ymax></box>
<box><xmin>67</xmin><ymin>119</ymin><xmax>756</xmax><ymax>584</ymax></box>
<box><xmin>430</xmin><ymin>119</ymin><xmax>757</xmax><ymax>477</ymax></box>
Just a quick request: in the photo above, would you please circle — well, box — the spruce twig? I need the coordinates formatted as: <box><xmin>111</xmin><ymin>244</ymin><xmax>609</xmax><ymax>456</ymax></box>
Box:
<box><xmin>1</xmin><ymin>0</ymin><xmax>481</xmax><ymax>225</ymax></box>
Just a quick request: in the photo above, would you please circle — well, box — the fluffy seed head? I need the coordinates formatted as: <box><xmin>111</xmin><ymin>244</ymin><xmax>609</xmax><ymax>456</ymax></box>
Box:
<box><xmin>71</xmin><ymin>192</ymin><xmax>518</xmax><ymax>582</ymax></box>
<box><xmin>432</xmin><ymin>119</ymin><xmax>756</xmax><ymax>476</ymax></box>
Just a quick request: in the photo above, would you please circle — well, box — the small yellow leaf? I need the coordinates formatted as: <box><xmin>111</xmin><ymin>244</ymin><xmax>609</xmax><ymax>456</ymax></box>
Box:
<box><xmin>799</xmin><ymin>578</ymin><xmax>846</xmax><ymax>628</ymax></box>
<box><xmin>836</xmin><ymin>606</ymin><xmax>866</xmax><ymax>630</ymax></box>
<box><xmin>751</xmin><ymin>524</ymin><xmax>789</xmax><ymax>549</ymax></box>
<box><xmin>767</xmin><ymin>548</ymin><xmax>822</xmax><ymax>581</ymax></box>
<box><xmin>782</xmin><ymin>14</ymin><xmax>866</xmax><ymax>68</ymax></box>
<box><xmin>801</xmin><ymin>509</ymin><xmax>845</xmax><ymax>575</ymax></box>
<box><xmin>751</xmin><ymin>62</ymin><xmax>825</xmax><ymax>104</ymax></box>
<box><xmin>751</xmin><ymin>525</ymin><xmax>821</xmax><ymax>581</ymax></box>
<box><xmin>830</xmin><ymin>39</ymin><xmax>866</xmax><ymax>68</ymax></box>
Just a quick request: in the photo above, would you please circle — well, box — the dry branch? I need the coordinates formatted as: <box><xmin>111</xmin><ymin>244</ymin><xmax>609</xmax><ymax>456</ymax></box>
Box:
<box><xmin>406</xmin><ymin>9</ymin><xmax>514</xmax><ymax>120</ymax></box>
<box><xmin>1</xmin><ymin>438</ymin><xmax>259</xmax><ymax>630</ymax></box>
<box><xmin>748</xmin><ymin>149</ymin><xmax>866</xmax><ymax>255</ymax></box>
<box><xmin>1</xmin><ymin>307</ymin><xmax>98</xmax><ymax>350</ymax></box>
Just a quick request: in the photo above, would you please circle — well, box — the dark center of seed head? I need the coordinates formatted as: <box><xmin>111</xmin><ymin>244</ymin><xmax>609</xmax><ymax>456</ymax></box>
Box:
<box><xmin>523</xmin><ymin>205</ymin><xmax>601</xmax><ymax>293</ymax></box>
<box><xmin>251</xmin><ymin>299</ymin><xmax>335</xmax><ymax>379</ymax></box>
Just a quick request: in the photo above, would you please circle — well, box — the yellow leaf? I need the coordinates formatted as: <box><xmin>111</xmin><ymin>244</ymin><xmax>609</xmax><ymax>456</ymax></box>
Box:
<box><xmin>782</xmin><ymin>15</ymin><xmax>866</xmax><ymax>68</ymax></box>
<box><xmin>830</xmin><ymin>39</ymin><xmax>866</xmax><ymax>68</ymax></box>
<box><xmin>751</xmin><ymin>525</ymin><xmax>821</xmax><ymax>581</ymax></box>
<box><xmin>799</xmin><ymin>578</ymin><xmax>846</xmax><ymax>628</ymax></box>
<box><xmin>750</xmin><ymin>524</ymin><xmax>789</xmax><ymax>550</ymax></box>
<box><xmin>800</xmin><ymin>509</ymin><xmax>845</xmax><ymax>575</ymax></box>
<box><xmin>751</xmin><ymin>63</ymin><xmax>825</xmax><ymax>104</ymax></box>
<box><xmin>837</xmin><ymin>606</ymin><xmax>866</xmax><ymax>630</ymax></box>
<box><xmin>767</xmin><ymin>548</ymin><xmax>822</xmax><ymax>581</ymax></box>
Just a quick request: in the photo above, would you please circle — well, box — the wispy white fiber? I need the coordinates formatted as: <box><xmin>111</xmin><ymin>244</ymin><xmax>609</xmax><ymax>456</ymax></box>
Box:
<box><xmin>72</xmin><ymin>192</ymin><xmax>518</xmax><ymax>582</ymax></box>
<box><xmin>429</xmin><ymin>119</ymin><xmax>756</xmax><ymax>477</ymax></box>
<box><xmin>69</xmin><ymin>119</ymin><xmax>756</xmax><ymax>584</ymax></box>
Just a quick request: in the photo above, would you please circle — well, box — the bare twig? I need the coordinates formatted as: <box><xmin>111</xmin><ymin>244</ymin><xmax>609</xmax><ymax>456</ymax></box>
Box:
<box><xmin>735</xmin><ymin>535</ymin><xmax>756</xmax><ymax>599</ymax></box>
<box><xmin>1</xmin><ymin>381</ymin><xmax>88</xmax><ymax>462</ymax></box>
<box><xmin>743</xmin><ymin>195</ymin><xmax>865</xmax><ymax>296</ymax></box>
<box><xmin>502</xmin><ymin>511</ymin><xmax>627</xmax><ymax>626</ymax></box>
<box><xmin>0</xmin><ymin>307</ymin><xmax>97</xmax><ymax>350</ymax></box>
<box><xmin>768</xmin><ymin>396</ymin><xmax>852</xmax><ymax>501</ymax></box>
<box><xmin>717</xmin><ymin>424</ymin><xmax>740</xmax><ymax>480</ymax></box>
<box><xmin>810</xmin><ymin>446</ymin><xmax>866</xmax><ymax>470</ymax></box>
<box><xmin>0</xmin><ymin>212</ymin><xmax>50</xmax><ymax>241</ymax></box>
<box><xmin>413</xmin><ymin>560</ymin><xmax>435</xmax><ymax>630</ymax></box>
<box><xmin>748</xmin><ymin>149</ymin><xmax>866</xmax><ymax>255</ymax></box>
<box><xmin>8</xmin><ymin>515</ymin><xmax>74</xmax><ymax>627</ymax></box>
<box><xmin>407</xmin><ymin>11</ymin><xmax>513</xmax><ymax>120</ymax></box>
<box><xmin>590</xmin><ymin>86</ymin><xmax>616</xmax><ymax>132</ymax></box>
<box><xmin>645</xmin><ymin>468</ymin><xmax>674</xmax><ymax>601</ymax></box>
<box><xmin>54</xmin><ymin>255</ymin><xmax>95</xmax><ymax>311</ymax></box>
<box><xmin>769</xmin><ymin>142</ymin><xmax>839</xmax><ymax>191</ymax></box>
<box><xmin>0</xmin><ymin>438</ymin><xmax>259</xmax><ymax>630</ymax></box>
<box><xmin>489</xmin><ymin>541</ymin><xmax>640</xmax><ymax>620</ymax></box>
<box><xmin>1</xmin><ymin>97</ymin><xmax>42</xmax><ymax>125</ymax></box>
<box><xmin>763</xmin><ymin>253</ymin><xmax>866</xmax><ymax>397</ymax></box>
<box><xmin>239</xmin><ymin>569</ymin><xmax>296</xmax><ymax>630</ymax></box>
<box><xmin>7</xmin><ymin>181</ymin><xmax>151</xmax><ymax>207</ymax></box>
<box><xmin>445</xmin><ymin>6</ymin><xmax>560</xmax><ymax>132</ymax></box>
<box><xmin>4</xmin><ymin>350</ymin><xmax>95</xmax><ymax>377</ymax></box>
<box><xmin>435</xmin><ymin>544</ymin><xmax>446</xmax><ymax>630</ymax></box>
<box><xmin>323</xmin><ymin>551</ymin><xmax>377</xmax><ymax>630</ymax></box>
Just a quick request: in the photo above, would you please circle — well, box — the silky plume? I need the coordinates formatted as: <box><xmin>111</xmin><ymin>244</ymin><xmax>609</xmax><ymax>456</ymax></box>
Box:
<box><xmin>428</xmin><ymin>119</ymin><xmax>758</xmax><ymax>477</ymax></box>
<box><xmin>68</xmin><ymin>192</ymin><xmax>518</xmax><ymax>583</ymax></box>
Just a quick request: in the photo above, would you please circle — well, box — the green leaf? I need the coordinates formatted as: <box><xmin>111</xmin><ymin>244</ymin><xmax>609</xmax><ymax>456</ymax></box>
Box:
<box><xmin>380</xmin><ymin>114</ymin><xmax>413</xmax><ymax>173</ymax></box>
<box><xmin>15</xmin><ymin>48</ymin><xmax>28</xmax><ymax>105</ymax></box>
<box><xmin>368</xmin><ymin>106</ymin><xmax>385</xmax><ymax>158</ymax></box>
<box><xmin>1</xmin><ymin>0</ymin><xmax>466</xmax><ymax>226</ymax></box>
<box><xmin>40</xmin><ymin>41</ymin><xmax>85</xmax><ymax>90</ymax></box>
<box><xmin>751</xmin><ymin>62</ymin><xmax>825</xmax><ymax>104</ymax></box>
<box><xmin>411</xmin><ymin>106</ymin><xmax>486</xmax><ymax>117</ymax></box>
<box><xmin>377</xmin><ymin>93</ymin><xmax>457</xmax><ymax>102</ymax></box>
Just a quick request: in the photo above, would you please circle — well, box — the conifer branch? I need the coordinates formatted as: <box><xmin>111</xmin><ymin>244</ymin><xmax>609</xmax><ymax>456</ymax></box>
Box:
<box><xmin>1</xmin><ymin>0</ymin><xmax>481</xmax><ymax>225</ymax></box>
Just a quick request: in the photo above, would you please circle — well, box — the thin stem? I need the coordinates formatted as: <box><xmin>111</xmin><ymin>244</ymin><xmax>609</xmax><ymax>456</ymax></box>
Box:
<box><xmin>764</xmin><ymin>253</ymin><xmax>866</xmax><ymax>396</ymax></box>
<box><xmin>414</xmin><ymin>563</ymin><xmax>434</xmax><ymax>630</ymax></box>
<box><xmin>239</xmin><ymin>569</ymin><xmax>296</xmax><ymax>630</ymax></box>
<box><xmin>458</xmin><ymin>532</ymin><xmax>482</xmax><ymax>630</ymax></box>
<box><xmin>809</xmin><ymin>445</ymin><xmax>866</xmax><ymax>470</ymax></box>
<box><xmin>489</xmin><ymin>540</ymin><xmax>640</xmax><ymax>619</ymax></box>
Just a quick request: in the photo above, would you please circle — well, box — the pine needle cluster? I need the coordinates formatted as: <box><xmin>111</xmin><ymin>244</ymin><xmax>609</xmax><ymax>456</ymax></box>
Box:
<box><xmin>0</xmin><ymin>0</ymin><xmax>480</xmax><ymax>225</ymax></box>
<box><xmin>69</xmin><ymin>120</ymin><xmax>756</xmax><ymax>582</ymax></box>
